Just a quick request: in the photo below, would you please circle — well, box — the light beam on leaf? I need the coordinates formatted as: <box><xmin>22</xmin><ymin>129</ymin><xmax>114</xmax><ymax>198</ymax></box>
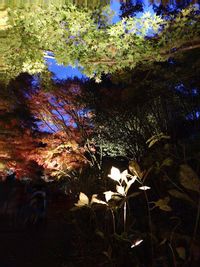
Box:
<box><xmin>75</xmin><ymin>192</ymin><xmax>89</xmax><ymax>207</ymax></box>
<box><xmin>116</xmin><ymin>185</ymin><xmax>125</xmax><ymax>195</ymax></box>
<box><xmin>91</xmin><ymin>194</ymin><xmax>107</xmax><ymax>205</ymax></box>
<box><xmin>104</xmin><ymin>191</ymin><xmax>115</xmax><ymax>202</ymax></box>
<box><xmin>108</xmin><ymin>166</ymin><xmax>121</xmax><ymax>182</ymax></box>
<box><xmin>121</xmin><ymin>169</ymin><xmax>128</xmax><ymax>183</ymax></box>
<box><xmin>125</xmin><ymin>178</ymin><xmax>137</xmax><ymax>193</ymax></box>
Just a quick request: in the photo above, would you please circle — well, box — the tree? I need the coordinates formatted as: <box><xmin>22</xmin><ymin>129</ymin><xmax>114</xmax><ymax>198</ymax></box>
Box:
<box><xmin>0</xmin><ymin>3</ymin><xmax>200</xmax><ymax>82</ymax></box>
<box><xmin>27</xmin><ymin>80</ymin><xmax>97</xmax><ymax>177</ymax></box>
<box><xmin>0</xmin><ymin>74</ymin><xmax>41</xmax><ymax>178</ymax></box>
<box><xmin>82</xmin><ymin>47</ymin><xmax>200</xmax><ymax>159</ymax></box>
<box><xmin>120</xmin><ymin>0</ymin><xmax>143</xmax><ymax>18</ymax></box>
<box><xmin>29</xmin><ymin>132</ymin><xmax>88</xmax><ymax>178</ymax></box>
<box><xmin>28</xmin><ymin>79</ymin><xmax>91</xmax><ymax>139</ymax></box>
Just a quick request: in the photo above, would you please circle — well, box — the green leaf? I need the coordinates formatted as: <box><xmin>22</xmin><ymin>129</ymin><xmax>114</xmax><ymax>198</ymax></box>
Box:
<box><xmin>154</xmin><ymin>197</ymin><xmax>172</xmax><ymax>212</ymax></box>
<box><xmin>168</xmin><ymin>189</ymin><xmax>196</xmax><ymax>205</ymax></box>
<box><xmin>161</xmin><ymin>158</ymin><xmax>173</xmax><ymax>167</ymax></box>
<box><xmin>95</xmin><ymin>230</ymin><xmax>105</xmax><ymax>239</ymax></box>
<box><xmin>146</xmin><ymin>133</ymin><xmax>170</xmax><ymax>148</ymax></box>
<box><xmin>127</xmin><ymin>192</ymin><xmax>141</xmax><ymax>199</ymax></box>
<box><xmin>179</xmin><ymin>164</ymin><xmax>200</xmax><ymax>193</ymax></box>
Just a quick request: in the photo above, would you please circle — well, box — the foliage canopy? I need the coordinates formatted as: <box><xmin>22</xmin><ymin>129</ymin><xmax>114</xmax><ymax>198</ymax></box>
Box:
<box><xmin>0</xmin><ymin>3</ymin><xmax>200</xmax><ymax>82</ymax></box>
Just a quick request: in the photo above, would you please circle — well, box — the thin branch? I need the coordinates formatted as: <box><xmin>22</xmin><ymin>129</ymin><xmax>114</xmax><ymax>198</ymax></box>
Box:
<box><xmin>87</xmin><ymin>43</ymin><xmax>200</xmax><ymax>65</ymax></box>
<box><xmin>166</xmin><ymin>43</ymin><xmax>200</xmax><ymax>57</ymax></box>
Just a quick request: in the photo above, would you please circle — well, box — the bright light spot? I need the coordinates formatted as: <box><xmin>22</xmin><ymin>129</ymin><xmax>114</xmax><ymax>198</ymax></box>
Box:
<box><xmin>131</xmin><ymin>239</ymin><xmax>143</xmax><ymax>248</ymax></box>
<box><xmin>108</xmin><ymin>166</ymin><xmax>121</xmax><ymax>182</ymax></box>
<box><xmin>139</xmin><ymin>186</ymin><xmax>151</xmax><ymax>190</ymax></box>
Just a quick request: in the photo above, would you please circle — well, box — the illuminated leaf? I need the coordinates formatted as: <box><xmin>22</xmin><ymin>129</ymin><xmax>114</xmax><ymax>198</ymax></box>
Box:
<box><xmin>104</xmin><ymin>191</ymin><xmax>115</xmax><ymax>202</ymax></box>
<box><xmin>121</xmin><ymin>169</ymin><xmax>128</xmax><ymax>183</ymax></box>
<box><xmin>1</xmin><ymin>4</ymin><xmax>200</xmax><ymax>83</ymax></box>
<box><xmin>91</xmin><ymin>194</ymin><xmax>107</xmax><ymax>205</ymax></box>
<box><xmin>75</xmin><ymin>192</ymin><xmax>89</xmax><ymax>207</ymax></box>
<box><xmin>146</xmin><ymin>133</ymin><xmax>170</xmax><ymax>148</ymax></box>
<box><xmin>125</xmin><ymin>178</ymin><xmax>137</xmax><ymax>193</ymax></box>
<box><xmin>129</xmin><ymin>161</ymin><xmax>142</xmax><ymax>178</ymax></box>
<box><xmin>116</xmin><ymin>185</ymin><xmax>125</xmax><ymax>195</ymax></box>
<box><xmin>108</xmin><ymin>166</ymin><xmax>121</xmax><ymax>182</ymax></box>
<box><xmin>0</xmin><ymin>162</ymin><xmax>6</xmax><ymax>170</ymax></box>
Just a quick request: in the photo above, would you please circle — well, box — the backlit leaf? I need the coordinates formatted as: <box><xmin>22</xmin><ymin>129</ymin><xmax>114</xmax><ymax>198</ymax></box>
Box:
<box><xmin>108</xmin><ymin>166</ymin><xmax>121</xmax><ymax>182</ymax></box>
<box><xmin>104</xmin><ymin>191</ymin><xmax>115</xmax><ymax>202</ymax></box>
<box><xmin>116</xmin><ymin>185</ymin><xmax>125</xmax><ymax>195</ymax></box>
<box><xmin>121</xmin><ymin>169</ymin><xmax>128</xmax><ymax>183</ymax></box>
<box><xmin>75</xmin><ymin>192</ymin><xmax>89</xmax><ymax>207</ymax></box>
<box><xmin>91</xmin><ymin>194</ymin><xmax>107</xmax><ymax>205</ymax></box>
<box><xmin>146</xmin><ymin>133</ymin><xmax>170</xmax><ymax>148</ymax></box>
<box><xmin>125</xmin><ymin>178</ymin><xmax>137</xmax><ymax>193</ymax></box>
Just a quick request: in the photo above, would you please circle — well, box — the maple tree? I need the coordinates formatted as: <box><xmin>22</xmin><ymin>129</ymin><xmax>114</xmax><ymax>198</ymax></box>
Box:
<box><xmin>0</xmin><ymin>0</ymin><xmax>200</xmax><ymax>175</ymax></box>
<box><xmin>27</xmin><ymin>80</ymin><xmax>97</xmax><ymax>178</ymax></box>
<box><xmin>29</xmin><ymin>132</ymin><xmax>87</xmax><ymax>179</ymax></box>
<box><xmin>0</xmin><ymin>75</ymin><xmax>95</xmax><ymax>179</ymax></box>
<box><xmin>0</xmin><ymin>74</ymin><xmax>41</xmax><ymax>178</ymax></box>
<box><xmin>29</xmin><ymin>80</ymin><xmax>91</xmax><ymax>138</ymax></box>
<box><xmin>82</xmin><ymin>42</ymin><xmax>200</xmax><ymax>159</ymax></box>
<box><xmin>0</xmin><ymin>2</ymin><xmax>200</xmax><ymax>82</ymax></box>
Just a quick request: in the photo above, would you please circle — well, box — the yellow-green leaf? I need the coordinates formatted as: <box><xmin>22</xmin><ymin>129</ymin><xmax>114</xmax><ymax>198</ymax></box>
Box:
<box><xmin>179</xmin><ymin>164</ymin><xmax>200</xmax><ymax>193</ymax></box>
<box><xmin>168</xmin><ymin>189</ymin><xmax>195</xmax><ymax>205</ymax></box>
<box><xmin>161</xmin><ymin>158</ymin><xmax>173</xmax><ymax>167</ymax></box>
<box><xmin>154</xmin><ymin>197</ymin><xmax>172</xmax><ymax>211</ymax></box>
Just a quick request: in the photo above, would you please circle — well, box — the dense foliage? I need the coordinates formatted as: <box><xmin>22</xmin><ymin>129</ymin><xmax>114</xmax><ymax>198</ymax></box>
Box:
<box><xmin>1</xmin><ymin>2</ymin><xmax>200</xmax><ymax>82</ymax></box>
<box><xmin>0</xmin><ymin>1</ymin><xmax>200</xmax><ymax>267</ymax></box>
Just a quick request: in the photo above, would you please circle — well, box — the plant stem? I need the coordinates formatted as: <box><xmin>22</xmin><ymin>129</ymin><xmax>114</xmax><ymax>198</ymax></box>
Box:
<box><xmin>193</xmin><ymin>194</ymin><xmax>200</xmax><ymax>241</ymax></box>
<box><xmin>144</xmin><ymin>190</ymin><xmax>154</xmax><ymax>266</ymax></box>
<box><xmin>168</xmin><ymin>242</ymin><xmax>177</xmax><ymax>267</ymax></box>
<box><xmin>110</xmin><ymin>208</ymin><xmax>116</xmax><ymax>234</ymax></box>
